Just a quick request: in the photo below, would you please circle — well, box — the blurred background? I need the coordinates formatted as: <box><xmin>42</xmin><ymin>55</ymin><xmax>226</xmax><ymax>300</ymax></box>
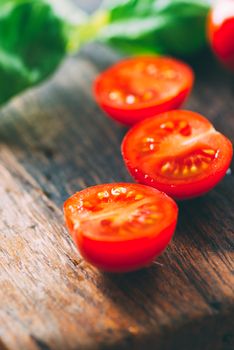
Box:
<box><xmin>74</xmin><ymin>0</ymin><xmax>101</xmax><ymax>13</ymax></box>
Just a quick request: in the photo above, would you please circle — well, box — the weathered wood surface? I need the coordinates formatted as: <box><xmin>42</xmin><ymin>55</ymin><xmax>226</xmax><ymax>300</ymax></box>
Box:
<box><xmin>0</xmin><ymin>4</ymin><xmax>234</xmax><ymax>350</ymax></box>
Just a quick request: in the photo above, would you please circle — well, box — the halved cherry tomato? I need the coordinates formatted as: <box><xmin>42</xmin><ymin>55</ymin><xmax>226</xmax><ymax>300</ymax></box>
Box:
<box><xmin>93</xmin><ymin>56</ymin><xmax>194</xmax><ymax>125</ymax></box>
<box><xmin>64</xmin><ymin>183</ymin><xmax>178</xmax><ymax>272</ymax></box>
<box><xmin>207</xmin><ymin>0</ymin><xmax>234</xmax><ymax>70</ymax></box>
<box><xmin>122</xmin><ymin>110</ymin><xmax>233</xmax><ymax>200</ymax></box>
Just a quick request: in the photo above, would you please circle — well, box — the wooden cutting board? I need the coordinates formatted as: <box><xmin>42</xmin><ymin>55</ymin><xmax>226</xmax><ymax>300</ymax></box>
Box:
<box><xmin>0</xmin><ymin>39</ymin><xmax>233</xmax><ymax>350</ymax></box>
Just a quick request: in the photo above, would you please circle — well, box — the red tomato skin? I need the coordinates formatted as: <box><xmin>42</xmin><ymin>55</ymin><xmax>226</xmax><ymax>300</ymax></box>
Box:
<box><xmin>97</xmin><ymin>89</ymin><xmax>190</xmax><ymax>126</ymax></box>
<box><xmin>122</xmin><ymin>112</ymin><xmax>233</xmax><ymax>200</ymax></box>
<box><xmin>207</xmin><ymin>1</ymin><xmax>234</xmax><ymax>70</ymax></box>
<box><xmin>72</xmin><ymin>221</ymin><xmax>177</xmax><ymax>273</ymax></box>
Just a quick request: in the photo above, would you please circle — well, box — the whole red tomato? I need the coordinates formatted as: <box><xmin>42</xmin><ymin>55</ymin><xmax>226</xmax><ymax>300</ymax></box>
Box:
<box><xmin>207</xmin><ymin>0</ymin><xmax>234</xmax><ymax>70</ymax></box>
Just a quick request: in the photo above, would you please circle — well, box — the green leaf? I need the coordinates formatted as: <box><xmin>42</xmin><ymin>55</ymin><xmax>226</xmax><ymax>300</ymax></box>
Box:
<box><xmin>0</xmin><ymin>0</ymin><xmax>87</xmax><ymax>106</ymax></box>
<box><xmin>96</xmin><ymin>0</ymin><xmax>212</xmax><ymax>57</ymax></box>
<box><xmin>0</xmin><ymin>0</ymin><xmax>214</xmax><ymax>106</ymax></box>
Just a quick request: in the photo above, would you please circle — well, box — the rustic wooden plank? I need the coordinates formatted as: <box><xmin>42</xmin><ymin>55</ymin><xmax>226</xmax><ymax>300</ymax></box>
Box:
<box><xmin>0</xmin><ymin>40</ymin><xmax>233</xmax><ymax>350</ymax></box>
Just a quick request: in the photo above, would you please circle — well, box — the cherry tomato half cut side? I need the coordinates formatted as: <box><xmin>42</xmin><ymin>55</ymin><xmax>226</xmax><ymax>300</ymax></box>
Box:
<box><xmin>207</xmin><ymin>0</ymin><xmax>234</xmax><ymax>70</ymax></box>
<box><xmin>122</xmin><ymin>110</ymin><xmax>233</xmax><ymax>200</ymax></box>
<box><xmin>64</xmin><ymin>183</ymin><xmax>178</xmax><ymax>272</ymax></box>
<box><xmin>94</xmin><ymin>56</ymin><xmax>194</xmax><ymax>125</ymax></box>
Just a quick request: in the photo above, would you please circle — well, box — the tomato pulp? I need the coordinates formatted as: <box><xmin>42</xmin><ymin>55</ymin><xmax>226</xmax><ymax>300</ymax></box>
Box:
<box><xmin>207</xmin><ymin>0</ymin><xmax>234</xmax><ymax>70</ymax></box>
<box><xmin>64</xmin><ymin>183</ymin><xmax>178</xmax><ymax>272</ymax></box>
<box><xmin>122</xmin><ymin>110</ymin><xmax>233</xmax><ymax>200</ymax></box>
<box><xmin>94</xmin><ymin>56</ymin><xmax>194</xmax><ymax>125</ymax></box>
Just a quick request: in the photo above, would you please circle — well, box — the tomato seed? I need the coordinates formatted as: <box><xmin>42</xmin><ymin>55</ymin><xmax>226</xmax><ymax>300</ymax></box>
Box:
<box><xmin>178</xmin><ymin>120</ymin><xmax>191</xmax><ymax>136</ymax></box>
<box><xmin>126</xmin><ymin>191</ymin><xmax>135</xmax><ymax>198</ymax></box>
<box><xmin>162</xmin><ymin>70</ymin><xmax>177</xmax><ymax>79</ymax></box>
<box><xmin>182</xmin><ymin>166</ymin><xmax>189</xmax><ymax>175</ymax></box>
<box><xmin>145</xmin><ymin>219</ymin><xmax>155</xmax><ymax>225</ymax></box>
<box><xmin>111</xmin><ymin>187</ymin><xmax>127</xmax><ymax>196</ymax></box>
<box><xmin>146</xmin><ymin>64</ymin><xmax>158</xmax><ymax>75</ymax></box>
<box><xmin>148</xmin><ymin>205</ymin><xmax>158</xmax><ymax>210</ymax></box>
<box><xmin>97</xmin><ymin>191</ymin><xmax>109</xmax><ymax>200</ymax></box>
<box><xmin>142</xmin><ymin>90</ymin><xmax>155</xmax><ymax>101</ymax></box>
<box><xmin>173</xmin><ymin>166</ymin><xmax>179</xmax><ymax>176</ymax></box>
<box><xmin>160</xmin><ymin>121</ymin><xmax>174</xmax><ymax>131</ymax></box>
<box><xmin>149</xmin><ymin>213</ymin><xmax>161</xmax><ymax>219</ymax></box>
<box><xmin>201</xmin><ymin>162</ymin><xmax>209</xmax><ymax>169</ymax></box>
<box><xmin>190</xmin><ymin>164</ymin><xmax>198</xmax><ymax>173</ymax></box>
<box><xmin>109</xmin><ymin>90</ymin><xmax>123</xmax><ymax>102</ymax></box>
<box><xmin>135</xmin><ymin>194</ymin><xmax>144</xmax><ymax>200</ymax></box>
<box><xmin>202</xmin><ymin>149</ymin><xmax>216</xmax><ymax>156</ymax></box>
<box><xmin>126</xmin><ymin>94</ymin><xmax>136</xmax><ymax>104</ymax></box>
<box><xmin>142</xmin><ymin>137</ymin><xmax>155</xmax><ymax>143</ymax></box>
<box><xmin>161</xmin><ymin>162</ymin><xmax>171</xmax><ymax>173</ymax></box>
<box><xmin>83</xmin><ymin>201</ymin><xmax>93</xmax><ymax>209</ymax></box>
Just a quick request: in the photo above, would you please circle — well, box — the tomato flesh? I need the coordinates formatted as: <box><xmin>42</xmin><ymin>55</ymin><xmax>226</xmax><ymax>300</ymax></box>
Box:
<box><xmin>122</xmin><ymin>111</ymin><xmax>233</xmax><ymax>199</ymax></box>
<box><xmin>207</xmin><ymin>0</ymin><xmax>234</xmax><ymax>70</ymax></box>
<box><xmin>94</xmin><ymin>57</ymin><xmax>194</xmax><ymax>125</ymax></box>
<box><xmin>64</xmin><ymin>183</ymin><xmax>178</xmax><ymax>272</ymax></box>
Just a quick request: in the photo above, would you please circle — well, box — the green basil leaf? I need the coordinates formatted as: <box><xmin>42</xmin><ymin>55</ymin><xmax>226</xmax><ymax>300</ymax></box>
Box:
<box><xmin>0</xmin><ymin>0</ymin><xmax>87</xmax><ymax>106</ymax></box>
<box><xmin>96</xmin><ymin>0</ymin><xmax>212</xmax><ymax>56</ymax></box>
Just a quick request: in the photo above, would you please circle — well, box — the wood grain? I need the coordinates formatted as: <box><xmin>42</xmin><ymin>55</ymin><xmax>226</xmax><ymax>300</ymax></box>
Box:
<box><xmin>0</xmin><ymin>27</ymin><xmax>233</xmax><ymax>350</ymax></box>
